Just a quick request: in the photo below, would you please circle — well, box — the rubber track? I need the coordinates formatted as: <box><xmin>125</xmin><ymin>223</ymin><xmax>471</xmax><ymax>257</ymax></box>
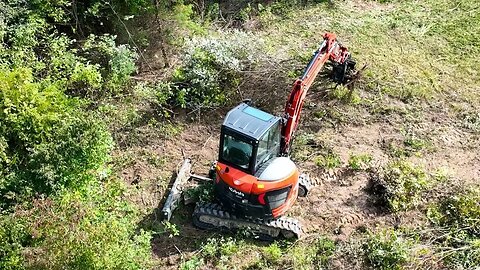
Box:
<box><xmin>193</xmin><ymin>202</ymin><xmax>304</xmax><ymax>240</ymax></box>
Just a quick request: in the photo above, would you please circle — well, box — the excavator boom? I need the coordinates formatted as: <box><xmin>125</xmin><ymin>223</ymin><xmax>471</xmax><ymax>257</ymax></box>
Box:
<box><xmin>281</xmin><ymin>32</ymin><xmax>354</xmax><ymax>154</ymax></box>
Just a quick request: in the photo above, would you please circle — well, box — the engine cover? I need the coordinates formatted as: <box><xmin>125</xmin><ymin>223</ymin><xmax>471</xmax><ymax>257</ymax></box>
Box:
<box><xmin>257</xmin><ymin>157</ymin><xmax>297</xmax><ymax>181</ymax></box>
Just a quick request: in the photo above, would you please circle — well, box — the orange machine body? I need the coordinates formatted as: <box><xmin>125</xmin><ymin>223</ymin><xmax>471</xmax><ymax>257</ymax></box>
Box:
<box><xmin>213</xmin><ymin>33</ymin><xmax>353</xmax><ymax>220</ymax></box>
<box><xmin>215</xmin><ymin>160</ymin><xmax>299</xmax><ymax>219</ymax></box>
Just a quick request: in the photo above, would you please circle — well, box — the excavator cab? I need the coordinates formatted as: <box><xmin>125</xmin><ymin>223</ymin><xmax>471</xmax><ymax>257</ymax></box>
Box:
<box><xmin>214</xmin><ymin>103</ymin><xmax>297</xmax><ymax>219</ymax></box>
<box><xmin>218</xmin><ymin>103</ymin><xmax>282</xmax><ymax>175</ymax></box>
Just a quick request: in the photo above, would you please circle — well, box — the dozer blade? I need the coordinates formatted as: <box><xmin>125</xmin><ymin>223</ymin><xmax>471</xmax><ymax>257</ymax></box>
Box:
<box><xmin>161</xmin><ymin>158</ymin><xmax>192</xmax><ymax>221</ymax></box>
<box><xmin>193</xmin><ymin>202</ymin><xmax>304</xmax><ymax>240</ymax></box>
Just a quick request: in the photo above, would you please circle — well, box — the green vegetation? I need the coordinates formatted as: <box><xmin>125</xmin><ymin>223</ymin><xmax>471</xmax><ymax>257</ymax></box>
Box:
<box><xmin>369</xmin><ymin>160</ymin><xmax>430</xmax><ymax>212</ymax></box>
<box><xmin>363</xmin><ymin>229</ymin><xmax>412</xmax><ymax>270</ymax></box>
<box><xmin>0</xmin><ymin>0</ymin><xmax>156</xmax><ymax>268</ymax></box>
<box><xmin>185</xmin><ymin>181</ymin><xmax>215</xmax><ymax>203</ymax></box>
<box><xmin>171</xmin><ymin>32</ymin><xmax>262</xmax><ymax>108</ymax></box>
<box><xmin>0</xmin><ymin>68</ymin><xmax>113</xmax><ymax>209</ymax></box>
<box><xmin>314</xmin><ymin>151</ymin><xmax>342</xmax><ymax>169</ymax></box>
<box><xmin>1</xmin><ymin>0</ymin><xmax>479</xmax><ymax>268</ymax></box>
<box><xmin>427</xmin><ymin>188</ymin><xmax>480</xmax><ymax>268</ymax></box>
<box><xmin>460</xmin><ymin>110</ymin><xmax>480</xmax><ymax>133</ymax></box>
<box><xmin>180</xmin><ymin>235</ymin><xmax>337</xmax><ymax>269</ymax></box>
<box><xmin>347</xmin><ymin>153</ymin><xmax>373</xmax><ymax>171</ymax></box>
<box><xmin>0</xmin><ymin>180</ymin><xmax>152</xmax><ymax>269</ymax></box>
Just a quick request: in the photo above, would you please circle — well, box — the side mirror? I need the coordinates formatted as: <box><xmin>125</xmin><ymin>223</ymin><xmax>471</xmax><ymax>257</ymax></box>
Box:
<box><xmin>242</xmin><ymin>99</ymin><xmax>252</xmax><ymax>106</ymax></box>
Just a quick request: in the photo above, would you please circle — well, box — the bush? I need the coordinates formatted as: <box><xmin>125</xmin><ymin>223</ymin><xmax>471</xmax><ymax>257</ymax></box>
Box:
<box><xmin>172</xmin><ymin>32</ymin><xmax>261</xmax><ymax>108</ymax></box>
<box><xmin>368</xmin><ymin>160</ymin><xmax>429</xmax><ymax>212</ymax></box>
<box><xmin>0</xmin><ymin>180</ymin><xmax>152</xmax><ymax>270</ymax></box>
<box><xmin>1</xmin><ymin>1</ymin><xmax>139</xmax><ymax>99</ymax></box>
<box><xmin>433</xmin><ymin>189</ymin><xmax>480</xmax><ymax>232</ymax></box>
<box><xmin>0</xmin><ymin>68</ymin><xmax>113</xmax><ymax>209</ymax></box>
<box><xmin>363</xmin><ymin>229</ymin><xmax>411</xmax><ymax>270</ymax></box>
<box><xmin>427</xmin><ymin>188</ymin><xmax>480</xmax><ymax>268</ymax></box>
<box><xmin>83</xmin><ymin>34</ymin><xmax>138</xmax><ymax>93</ymax></box>
<box><xmin>0</xmin><ymin>215</ymin><xmax>30</xmax><ymax>270</ymax></box>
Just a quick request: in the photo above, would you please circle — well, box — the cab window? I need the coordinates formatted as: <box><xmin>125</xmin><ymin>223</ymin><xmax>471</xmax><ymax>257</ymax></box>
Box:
<box><xmin>222</xmin><ymin>133</ymin><xmax>253</xmax><ymax>170</ymax></box>
<box><xmin>255</xmin><ymin>123</ymin><xmax>280</xmax><ymax>170</ymax></box>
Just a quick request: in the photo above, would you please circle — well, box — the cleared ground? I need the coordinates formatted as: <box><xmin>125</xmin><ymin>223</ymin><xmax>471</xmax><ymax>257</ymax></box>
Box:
<box><xmin>111</xmin><ymin>0</ymin><xmax>479</xmax><ymax>269</ymax></box>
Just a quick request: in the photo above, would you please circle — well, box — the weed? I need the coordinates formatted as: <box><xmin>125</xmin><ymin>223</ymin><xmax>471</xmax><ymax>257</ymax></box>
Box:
<box><xmin>383</xmin><ymin>128</ymin><xmax>430</xmax><ymax>159</ymax></box>
<box><xmin>180</xmin><ymin>256</ymin><xmax>203</xmax><ymax>270</ymax></box>
<box><xmin>348</xmin><ymin>153</ymin><xmax>373</xmax><ymax>171</ymax></box>
<box><xmin>288</xmin><ymin>244</ymin><xmax>318</xmax><ymax>269</ymax></box>
<box><xmin>314</xmin><ymin>151</ymin><xmax>342</xmax><ymax>169</ymax></box>
<box><xmin>143</xmin><ymin>151</ymin><xmax>166</xmax><ymax>167</ymax></box>
<box><xmin>315</xmin><ymin>237</ymin><xmax>336</xmax><ymax>267</ymax></box>
<box><xmin>330</xmin><ymin>85</ymin><xmax>362</xmax><ymax>105</ymax></box>
<box><xmin>199</xmin><ymin>236</ymin><xmax>244</xmax><ymax>269</ymax></box>
<box><xmin>262</xmin><ymin>242</ymin><xmax>282</xmax><ymax>264</ymax></box>
<box><xmin>158</xmin><ymin>122</ymin><xmax>184</xmax><ymax>138</ymax></box>
<box><xmin>160</xmin><ymin>221</ymin><xmax>180</xmax><ymax>238</ymax></box>
<box><xmin>402</xmin><ymin>128</ymin><xmax>429</xmax><ymax>154</ymax></box>
<box><xmin>368</xmin><ymin>160</ymin><xmax>429</xmax><ymax>212</ymax></box>
<box><xmin>201</xmin><ymin>237</ymin><xmax>242</xmax><ymax>258</ymax></box>
<box><xmin>363</xmin><ymin>229</ymin><xmax>412</xmax><ymax>270</ymax></box>
<box><xmin>431</xmin><ymin>167</ymin><xmax>452</xmax><ymax>183</ymax></box>
<box><xmin>184</xmin><ymin>182</ymin><xmax>215</xmax><ymax>203</ymax></box>
<box><xmin>460</xmin><ymin>110</ymin><xmax>480</xmax><ymax>133</ymax></box>
<box><xmin>427</xmin><ymin>188</ymin><xmax>480</xmax><ymax>268</ymax></box>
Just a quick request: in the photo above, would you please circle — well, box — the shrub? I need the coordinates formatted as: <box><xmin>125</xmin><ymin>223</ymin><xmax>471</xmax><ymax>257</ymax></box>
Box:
<box><xmin>433</xmin><ymin>189</ymin><xmax>480</xmax><ymax>232</ymax></box>
<box><xmin>363</xmin><ymin>229</ymin><xmax>411</xmax><ymax>270</ymax></box>
<box><xmin>368</xmin><ymin>160</ymin><xmax>429</xmax><ymax>212</ymax></box>
<box><xmin>0</xmin><ymin>180</ymin><xmax>153</xmax><ymax>270</ymax></box>
<box><xmin>45</xmin><ymin>182</ymin><xmax>148</xmax><ymax>269</ymax></box>
<box><xmin>0</xmin><ymin>68</ymin><xmax>113</xmax><ymax>209</ymax></box>
<box><xmin>0</xmin><ymin>215</ymin><xmax>30</xmax><ymax>270</ymax></box>
<box><xmin>172</xmin><ymin>32</ymin><xmax>261</xmax><ymax>108</ymax></box>
<box><xmin>83</xmin><ymin>34</ymin><xmax>138</xmax><ymax>93</ymax></box>
<box><xmin>427</xmin><ymin>188</ymin><xmax>480</xmax><ymax>268</ymax></box>
<box><xmin>1</xmin><ymin>1</ymin><xmax>139</xmax><ymax>98</ymax></box>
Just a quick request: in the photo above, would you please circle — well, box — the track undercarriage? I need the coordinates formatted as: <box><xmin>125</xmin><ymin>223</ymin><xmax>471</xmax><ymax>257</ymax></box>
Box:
<box><xmin>193</xmin><ymin>202</ymin><xmax>303</xmax><ymax>240</ymax></box>
<box><xmin>161</xmin><ymin>159</ymin><xmax>314</xmax><ymax>240</ymax></box>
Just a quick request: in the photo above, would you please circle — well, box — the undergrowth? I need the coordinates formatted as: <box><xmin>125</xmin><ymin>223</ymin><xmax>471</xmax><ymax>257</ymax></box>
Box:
<box><xmin>363</xmin><ymin>229</ymin><xmax>412</xmax><ymax>270</ymax></box>
<box><xmin>427</xmin><ymin>188</ymin><xmax>480</xmax><ymax>268</ymax></box>
<box><xmin>368</xmin><ymin>160</ymin><xmax>430</xmax><ymax>212</ymax></box>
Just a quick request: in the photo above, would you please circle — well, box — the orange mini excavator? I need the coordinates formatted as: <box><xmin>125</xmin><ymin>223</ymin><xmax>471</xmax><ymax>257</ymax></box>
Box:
<box><xmin>162</xmin><ymin>33</ymin><xmax>356</xmax><ymax>239</ymax></box>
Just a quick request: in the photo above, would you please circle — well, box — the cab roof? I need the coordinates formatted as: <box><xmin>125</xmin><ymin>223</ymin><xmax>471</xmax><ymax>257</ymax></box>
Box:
<box><xmin>222</xmin><ymin>103</ymin><xmax>281</xmax><ymax>140</ymax></box>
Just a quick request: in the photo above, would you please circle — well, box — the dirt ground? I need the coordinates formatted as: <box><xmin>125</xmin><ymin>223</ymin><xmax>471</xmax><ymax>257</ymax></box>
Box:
<box><xmin>112</xmin><ymin>84</ymin><xmax>479</xmax><ymax>268</ymax></box>
<box><xmin>112</xmin><ymin>1</ymin><xmax>480</xmax><ymax>267</ymax></box>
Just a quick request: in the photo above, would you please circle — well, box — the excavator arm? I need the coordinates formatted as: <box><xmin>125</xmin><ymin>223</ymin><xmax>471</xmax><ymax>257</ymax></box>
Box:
<box><xmin>281</xmin><ymin>32</ymin><xmax>355</xmax><ymax>154</ymax></box>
